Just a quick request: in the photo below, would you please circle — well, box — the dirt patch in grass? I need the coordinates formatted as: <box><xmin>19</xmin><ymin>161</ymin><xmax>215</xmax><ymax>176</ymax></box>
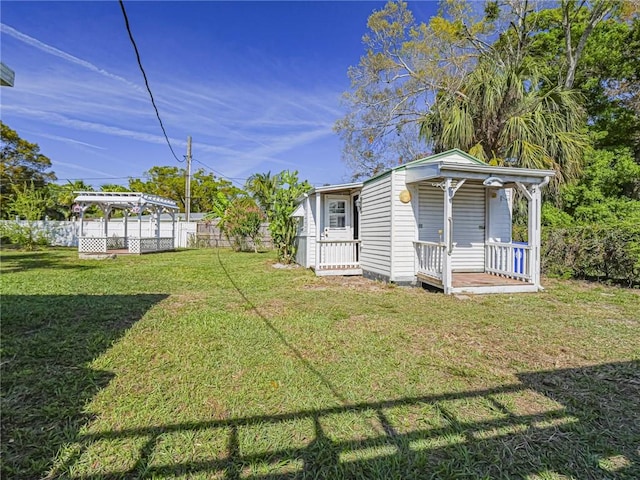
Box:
<box><xmin>302</xmin><ymin>275</ymin><xmax>395</xmax><ymax>292</ymax></box>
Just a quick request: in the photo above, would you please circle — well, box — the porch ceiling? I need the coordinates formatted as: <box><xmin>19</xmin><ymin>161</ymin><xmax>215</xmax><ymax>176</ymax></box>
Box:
<box><xmin>405</xmin><ymin>161</ymin><xmax>555</xmax><ymax>186</ymax></box>
<box><xmin>312</xmin><ymin>182</ymin><xmax>363</xmax><ymax>194</ymax></box>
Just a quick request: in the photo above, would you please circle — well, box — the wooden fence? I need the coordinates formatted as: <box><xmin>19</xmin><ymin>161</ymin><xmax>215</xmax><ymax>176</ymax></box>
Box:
<box><xmin>194</xmin><ymin>221</ymin><xmax>272</xmax><ymax>250</ymax></box>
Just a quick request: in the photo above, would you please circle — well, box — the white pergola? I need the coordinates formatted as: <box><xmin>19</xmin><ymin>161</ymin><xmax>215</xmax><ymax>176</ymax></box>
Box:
<box><xmin>74</xmin><ymin>191</ymin><xmax>180</xmax><ymax>255</ymax></box>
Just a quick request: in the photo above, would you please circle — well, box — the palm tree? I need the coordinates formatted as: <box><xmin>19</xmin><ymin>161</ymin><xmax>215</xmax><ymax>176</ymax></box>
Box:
<box><xmin>244</xmin><ymin>172</ymin><xmax>280</xmax><ymax>220</ymax></box>
<box><xmin>419</xmin><ymin>60</ymin><xmax>589</xmax><ymax>192</ymax></box>
<box><xmin>51</xmin><ymin>180</ymin><xmax>94</xmax><ymax>219</ymax></box>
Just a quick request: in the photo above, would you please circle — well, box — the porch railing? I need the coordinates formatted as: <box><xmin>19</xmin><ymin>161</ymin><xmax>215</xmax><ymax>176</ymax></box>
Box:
<box><xmin>414</xmin><ymin>241</ymin><xmax>446</xmax><ymax>279</ymax></box>
<box><xmin>485</xmin><ymin>241</ymin><xmax>531</xmax><ymax>281</ymax></box>
<box><xmin>318</xmin><ymin>240</ymin><xmax>360</xmax><ymax>269</ymax></box>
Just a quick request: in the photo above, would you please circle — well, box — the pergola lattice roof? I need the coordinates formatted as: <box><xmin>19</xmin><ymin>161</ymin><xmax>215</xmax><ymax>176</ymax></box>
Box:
<box><xmin>74</xmin><ymin>191</ymin><xmax>179</xmax><ymax>211</ymax></box>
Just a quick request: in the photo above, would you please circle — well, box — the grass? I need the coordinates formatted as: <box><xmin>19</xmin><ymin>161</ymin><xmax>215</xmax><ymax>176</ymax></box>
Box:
<box><xmin>1</xmin><ymin>247</ymin><xmax>639</xmax><ymax>479</ymax></box>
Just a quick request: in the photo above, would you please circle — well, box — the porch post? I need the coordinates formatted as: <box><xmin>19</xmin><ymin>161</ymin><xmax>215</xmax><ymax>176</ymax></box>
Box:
<box><xmin>528</xmin><ymin>185</ymin><xmax>542</xmax><ymax>288</ymax></box>
<box><xmin>315</xmin><ymin>193</ymin><xmax>321</xmax><ymax>269</ymax></box>
<box><xmin>442</xmin><ymin>178</ymin><xmax>453</xmax><ymax>293</ymax></box>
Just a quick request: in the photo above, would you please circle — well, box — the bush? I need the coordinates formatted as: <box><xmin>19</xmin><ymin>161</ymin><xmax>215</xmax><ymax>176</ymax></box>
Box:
<box><xmin>0</xmin><ymin>221</ymin><xmax>50</xmax><ymax>250</ymax></box>
<box><xmin>542</xmin><ymin>222</ymin><xmax>640</xmax><ymax>285</ymax></box>
<box><xmin>220</xmin><ymin>197</ymin><xmax>265</xmax><ymax>253</ymax></box>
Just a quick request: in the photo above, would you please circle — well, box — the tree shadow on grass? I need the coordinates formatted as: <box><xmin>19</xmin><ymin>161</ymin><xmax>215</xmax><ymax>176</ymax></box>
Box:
<box><xmin>0</xmin><ymin>250</ymin><xmax>96</xmax><ymax>273</ymax></box>
<box><xmin>1</xmin><ymin>293</ymin><xmax>168</xmax><ymax>479</ymax></box>
<box><xmin>55</xmin><ymin>360</ymin><xmax>639</xmax><ymax>479</ymax></box>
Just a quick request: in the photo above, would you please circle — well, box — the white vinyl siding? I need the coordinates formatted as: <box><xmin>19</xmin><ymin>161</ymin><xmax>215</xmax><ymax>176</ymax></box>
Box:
<box><xmin>451</xmin><ymin>183</ymin><xmax>485</xmax><ymax>271</ymax></box>
<box><xmin>391</xmin><ymin>170</ymin><xmax>417</xmax><ymax>282</ymax></box>
<box><xmin>360</xmin><ymin>176</ymin><xmax>392</xmax><ymax>276</ymax></box>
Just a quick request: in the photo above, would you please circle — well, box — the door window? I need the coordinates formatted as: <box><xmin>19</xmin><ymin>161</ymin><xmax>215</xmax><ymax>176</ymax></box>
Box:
<box><xmin>328</xmin><ymin>200</ymin><xmax>346</xmax><ymax>228</ymax></box>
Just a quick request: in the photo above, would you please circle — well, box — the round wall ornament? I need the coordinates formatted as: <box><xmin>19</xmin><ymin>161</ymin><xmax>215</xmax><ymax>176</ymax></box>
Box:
<box><xmin>399</xmin><ymin>189</ymin><xmax>412</xmax><ymax>203</ymax></box>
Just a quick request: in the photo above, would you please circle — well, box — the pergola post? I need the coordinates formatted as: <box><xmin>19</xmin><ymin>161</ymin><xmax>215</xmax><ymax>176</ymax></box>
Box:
<box><xmin>155</xmin><ymin>207</ymin><xmax>161</xmax><ymax>250</ymax></box>
<box><xmin>171</xmin><ymin>211</ymin><xmax>176</xmax><ymax>249</ymax></box>
<box><xmin>99</xmin><ymin>205</ymin><xmax>110</xmax><ymax>237</ymax></box>
<box><xmin>79</xmin><ymin>204</ymin><xmax>86</xmax><ymax>237</ymax></box>
<box><xmin>124</xmin><ymin>209</ymin><xmax>129</xmax><ymax>249</ymax></box>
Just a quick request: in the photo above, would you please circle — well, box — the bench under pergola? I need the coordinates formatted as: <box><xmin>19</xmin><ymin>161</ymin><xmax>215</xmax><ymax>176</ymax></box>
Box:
<box><xmin>74</xmin><ymin>191</ymin><xmax>180</xmax><ymax>255</ymax></box>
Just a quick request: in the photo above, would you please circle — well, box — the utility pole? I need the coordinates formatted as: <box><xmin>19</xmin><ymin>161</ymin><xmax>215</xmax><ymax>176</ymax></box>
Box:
<box><xmin>185</xmin><ymin>136</ymin><xmax>192</xmax><ymax>222</ymax></box>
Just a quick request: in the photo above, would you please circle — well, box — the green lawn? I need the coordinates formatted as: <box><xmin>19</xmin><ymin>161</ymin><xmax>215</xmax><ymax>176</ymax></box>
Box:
<box><xmin>1</xmin><ymin>247</ymin><xmax>639</xmax><ymax>479</ymax></box>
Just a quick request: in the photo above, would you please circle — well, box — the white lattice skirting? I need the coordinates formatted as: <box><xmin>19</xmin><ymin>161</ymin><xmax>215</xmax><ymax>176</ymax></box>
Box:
<box><xmin>79</xmin><ymin>236</ymin><xmax>174</xmax><ymax>254</ymax></box>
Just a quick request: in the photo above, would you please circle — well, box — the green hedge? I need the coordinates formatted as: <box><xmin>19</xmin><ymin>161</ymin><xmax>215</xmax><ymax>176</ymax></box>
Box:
<box><xmin>542</xmin><ymin>222</ymin><xmax>640</xmax><ymax>286</ymax></box>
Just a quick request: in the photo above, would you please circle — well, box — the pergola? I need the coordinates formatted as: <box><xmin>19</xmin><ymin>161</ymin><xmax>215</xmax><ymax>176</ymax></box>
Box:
<box><xmin>74</xmin><ymin>191</ymin><xmax>180</xmax><ymax>255</ymax></box>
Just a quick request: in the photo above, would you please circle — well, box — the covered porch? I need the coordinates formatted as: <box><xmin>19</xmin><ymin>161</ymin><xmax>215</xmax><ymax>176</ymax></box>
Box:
<box><xmin>74</xmin><ymin>192</ymin><xmax>180</xmax><ymax>255</ymax></box>
<box><xmin>406</xmin><ymin>160</ymin><xmax>553</xmax><ymax>294</ymax></box>
<box><xmin>294</xmin><ymin>182</ymin><xmax>363</xmax><ymax>276</ymax></box>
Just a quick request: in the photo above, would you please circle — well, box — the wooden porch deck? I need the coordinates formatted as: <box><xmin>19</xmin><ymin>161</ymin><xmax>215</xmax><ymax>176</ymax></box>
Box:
<box><xmin>452</xmin><ymin>272</ymin><xmax>527</xmax><ymax>287</ymax></box>
<box><xmin>416</xmin><ymin>271</ymin><xmax>536</xmax><ymax>293</ymax></box>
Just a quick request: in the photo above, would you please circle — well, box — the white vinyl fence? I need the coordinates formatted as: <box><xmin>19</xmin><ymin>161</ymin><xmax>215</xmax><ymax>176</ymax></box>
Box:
<box><xmin>0</xmin><ymin>219</ymin><xmax>197</xmax><ymax>248</ymax></box>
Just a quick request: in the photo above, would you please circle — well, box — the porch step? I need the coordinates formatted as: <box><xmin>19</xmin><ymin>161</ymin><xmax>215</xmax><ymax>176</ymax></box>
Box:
<box><xmin>314</xmin><ymin>267</ymin><xmax>362</xmax><ymax>277</ymax></box>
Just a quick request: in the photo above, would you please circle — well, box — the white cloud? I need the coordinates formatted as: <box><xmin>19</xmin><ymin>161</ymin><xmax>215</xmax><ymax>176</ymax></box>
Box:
<box><xmin>54</xmin><ymin>161</ymin><xmax>116</xmax><ymax>178</ymax></box>
<box><xmin>35</xmin><ymin>133</ymin><xmax>107</xmax><ymax>150</ymax></box>
<box><xmin>0</xmin><ymin>23</ymin><xmax>143</xmax><ymax>93</ymax></box>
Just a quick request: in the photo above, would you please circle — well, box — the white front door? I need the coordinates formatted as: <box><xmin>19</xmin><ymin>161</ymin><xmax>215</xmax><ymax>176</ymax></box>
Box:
<box><xmin>452</xmin><ymin>184</ymin><xmax>486</xmax><ymax>271</ymax></box>
<box><xmin>323</xmin><ymin>195</ymin><xmax>351</xmax><ymax>240</ymax></box>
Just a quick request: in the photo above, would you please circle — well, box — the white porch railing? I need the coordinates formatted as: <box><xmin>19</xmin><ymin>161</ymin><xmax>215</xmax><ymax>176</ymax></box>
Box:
<box><xmin>414</xmin><ymin>241</ymin><xmax>446</xmax><ymax>279</ymax></box>
<box><xmin>485</xmin><ymin>242</ymin><xmax>532</xmax><ymax>281</ymax></box>
<box><xmin>318</xmin><ymin>240</ymin><xmax>360</xmax><ymax>269</ymax></box>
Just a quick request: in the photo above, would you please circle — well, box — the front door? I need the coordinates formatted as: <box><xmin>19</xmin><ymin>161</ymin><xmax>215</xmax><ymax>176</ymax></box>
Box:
<box><xmin>451</xmin><ymin>184</ymin><xmax>486</xmax><ymax>271</ymax></box>
<box><xmin>322</xmin><ymin>195</ymin><xmax>351</xmax><ymax>240</ymax></box>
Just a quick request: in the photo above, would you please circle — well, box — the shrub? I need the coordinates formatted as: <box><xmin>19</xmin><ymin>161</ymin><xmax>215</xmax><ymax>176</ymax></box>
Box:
<box><xmin>542</xmin><ymin>222</ymin><xmax>640</xmax><ymax>285</ymax></box>
<box><xmin>268</xmin><ymin>171</ymin><xmax>311</xmax><ymax>263</ymax></box>
<box><xmin>220</xmin><ymin>197</ymin><xmax>265</xmax><ymax>253</ymax></box>
<box><xmin>0</xmin><ymin>221</ymin><xmax>50</xmax><ymax>250</ymax></box>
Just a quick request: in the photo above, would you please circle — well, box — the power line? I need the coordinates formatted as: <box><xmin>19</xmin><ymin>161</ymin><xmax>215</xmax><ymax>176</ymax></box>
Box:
<box><xmin>118</xmin><ymin>0</ymin><xmax>183</xmax><ymax>163</ymax></box>
<box><xmin>56</xmin><ymin>176</ymin><xmax>132</xmax><ymax>182</ymax></box>
<box><xmin>192</xmin><ymin>158</ymin><xmax>247</xmax><ymax>188</ymax></box>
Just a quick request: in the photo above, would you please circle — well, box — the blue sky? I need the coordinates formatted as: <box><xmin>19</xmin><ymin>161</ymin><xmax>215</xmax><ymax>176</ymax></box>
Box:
<box><xmin>1</xmin><ymin>1</ymin><xmax>439</xmax><ymax>188</ymax></box>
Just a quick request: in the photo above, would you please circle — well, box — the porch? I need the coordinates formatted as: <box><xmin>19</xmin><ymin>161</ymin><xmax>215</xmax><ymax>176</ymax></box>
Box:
<box><xmin>405</xmin><ymin>156</ymin><xmax>553</xmax><ymax>294</ymax></box>
<box><xmin>414</xmin><ymin>240</ymin><xmax>538</xmax><ymax>294</ymax></box>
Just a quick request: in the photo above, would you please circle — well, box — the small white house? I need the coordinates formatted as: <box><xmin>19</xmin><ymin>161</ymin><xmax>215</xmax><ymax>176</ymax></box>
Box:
<box><xmin>294</xmin><ymin>149</ymin><xmax>554</xmax><ymax>294</ymax></box>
